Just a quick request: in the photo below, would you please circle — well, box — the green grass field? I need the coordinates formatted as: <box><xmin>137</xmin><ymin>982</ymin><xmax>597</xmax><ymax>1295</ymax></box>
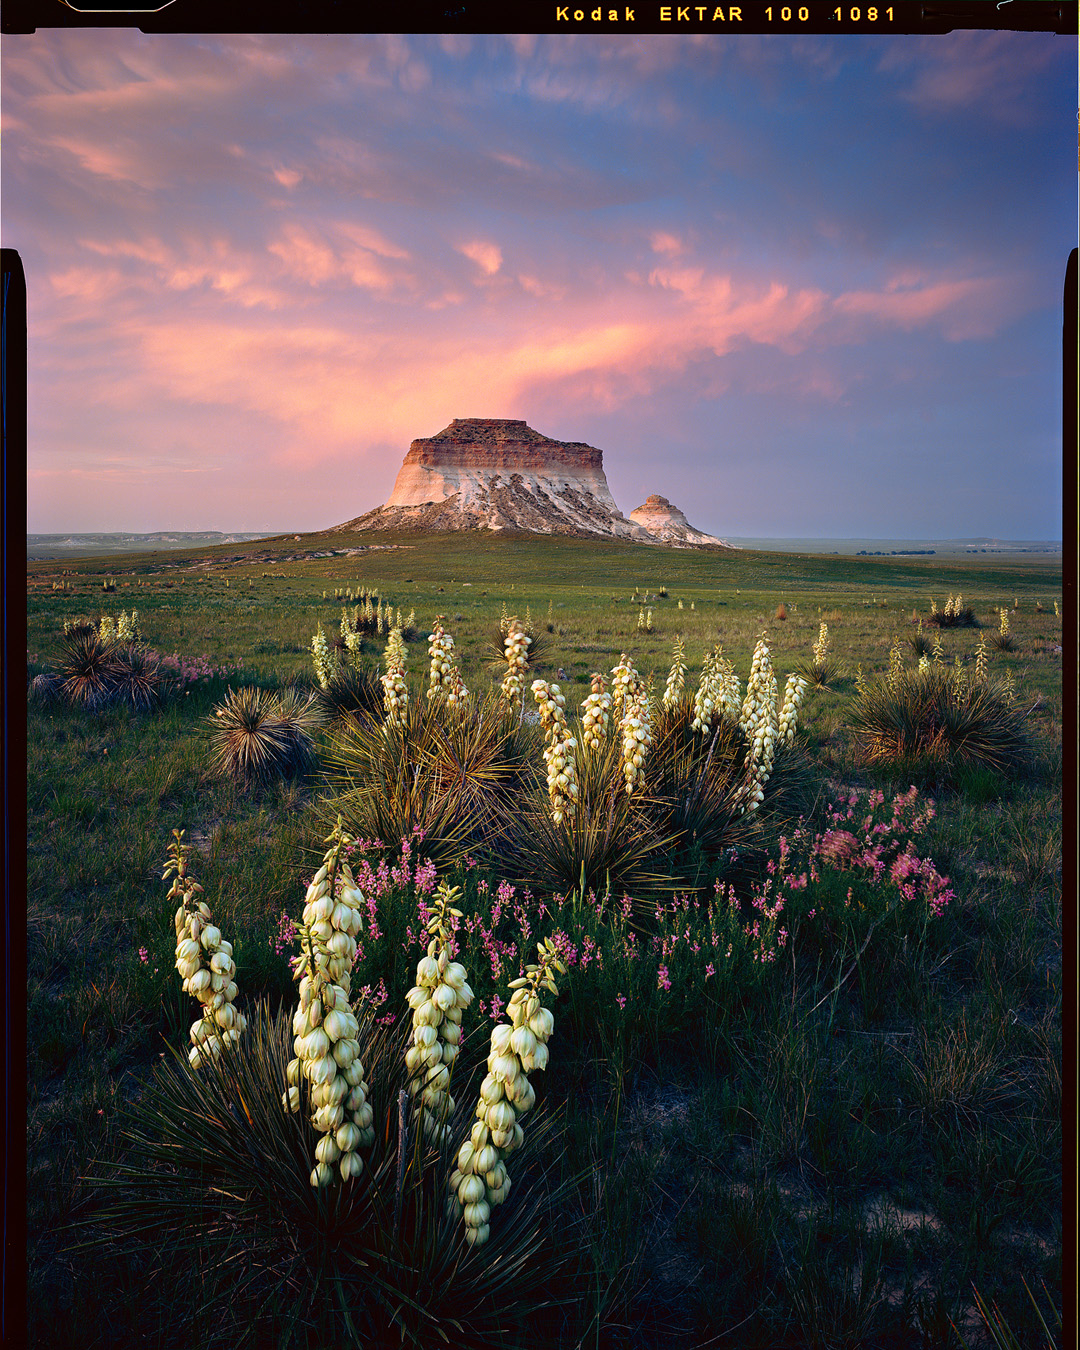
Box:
<box><xmin>26</xmin><ymin>530</ymin><xmax>1063</xmax><ymax>1348</ymax></box>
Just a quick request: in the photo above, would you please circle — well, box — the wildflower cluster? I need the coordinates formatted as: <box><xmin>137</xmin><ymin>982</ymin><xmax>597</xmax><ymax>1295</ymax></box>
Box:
<box><xmin>500</xmin><ymin>619</ymin><xmax>532</xmax><ymax>709</ymax></box>
<box><xmin>449</xmin><ymin>938</ymin><xmax>565</xmax><ymax>1248</ymax></box>
<box><xmin>532</xmin><ymin>679</ymin><xmax>578</xmax><ymax>823</ymax></box>
<box><xmin>663</xmin><ymin>636</ymin><xmax>687</xmax><ymax>711</ymax></box>
<box><xmin>580</xmin><ymin>672</ymin><xmax>611</xmax><ymax>752</ymax></box>
<box><xmin>380</xmin><ymin>626</ymin><xmax>409</xmax><ymax>728</ymax></box>
<box><xmin>166</xmin><ymin>830</ymin><xmax>246</xmax><ymax>1070</ymax></box>
<box><xmin>286</xmin><ymin>821</ymin><xmax>374</xmax><ymax>1187</ymax></box>
<box><xmin>404</xmin><ymin>883</ymin><xmax>473</xmax><ymax>1143</ymax></box>
<box><xmin>311</xmin><ymin>625</ymin><xmax>334</xmax><ymax>690</ymax></box>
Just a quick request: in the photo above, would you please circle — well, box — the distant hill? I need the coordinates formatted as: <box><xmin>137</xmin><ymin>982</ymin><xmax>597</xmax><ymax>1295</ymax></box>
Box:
<box><xmin>26</xmin><ymin>532</ymin><xmax>273</xmax><ymax>560</ymax></box>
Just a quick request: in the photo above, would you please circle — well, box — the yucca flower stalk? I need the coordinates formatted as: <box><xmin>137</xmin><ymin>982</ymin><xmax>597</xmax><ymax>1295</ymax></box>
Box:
<box><xmin>932</xmin><ymin>629</ymin><xmax>944</xmax><ymax>666</ymax></box>
<box><xmin>500</xmin><ymin>618</ymin><xmax>532</xmax><ymax>710</ymax></box>
<box><xmin>886</xmin><ymin>637</ymin><xmax>905</xmax><ymax>691</ymax></box>
<box><xmin>777</xmin><ymin>674</ymin><xmax>808</xmax><ymax>746</ymax></box>
<box><xmin>380</xmin><ymin>626</ymin><xmax>409</xmax><ymax>728</ymax></box>
<box><xmin>166</xmin><ymin>829</ymin><xmax>247</xmax><ymax>1070</ymax></box>
<box><xmin>918</xmin><ymin>654</ymin><xmax>930</xmax><ymax>674</ymax></box>
<box><xmin>532</xmin><ymin>679</ymin><xmax>578</xmax><ymax>823</ymax></box>
<box><xmin>737</xmin><ymin>637</ymin><xmax>778</xmax><ymax>813</ymax></box>
<box><xmin>610</xmin><ymin>652</ymin><xmax>642</xmax><ymax>722</ymax></box>
<box><xmin>117</xmin><ymin>608</ymin><xmax>139</xmax><ymax>641</ymax></box>
<box><xmin>580</xmin><ymin>672</ymin><xmax>611</xmax><ymax>752</ymax></box>
<box><xmin>312</xmin><ymin>624</ymin><xmax>334</xmax><ymax>690</ymax></box>
<box><xmin>449</xmin><ymin>938</ymin><xmax>566</xmax><ymax>1248</ymax></box>
<box><xmin>445</xmin><ymin>664</ymin><xmax>470</xmax><ymax>711</ymax></box>
<box><xmin>813</xmin><ymin>622</ymin><xmax>829</xmax><ymax>667</ymax></box>
<box><xmin>98</xmin><ymin>614</ymin><xmax>117</xmax><ymax>644</ymax></box>
<box><xmin>285</xmin><ymin>820</ymin><xmax>373</xmax><ymax>1186</ymax></box>
<box><xmin>404</xmin><ymin>883</ymin><xmax>474</xmax><ymax>1143</ymax></box>
<box><xmin>636</xmin><ymin>608</ymin><xmax>646</xmax><ymax>633</ymax></box>
<box><xmin>974</xmin><ymin>633</ymin><xmax>988</xmax><ymax>685</ymax></box>
<box><xmin>427</xmin><ymin>616</ymin><xmax>456</xmax><ymax>704</ymax></box>
<box><xmin>620</xmin><ymin>687</ymin><xmax>652</xmax><ymax>796</ymax></box>
<box><xmin>663</xmin><ymin>636</ymin><xmax>686</xmax><ymax>711</ymax></box>
<box><xmin>1000</xmin><ymin>607</ymin><xmax>1010</xmax><ymax>638</ymax></box>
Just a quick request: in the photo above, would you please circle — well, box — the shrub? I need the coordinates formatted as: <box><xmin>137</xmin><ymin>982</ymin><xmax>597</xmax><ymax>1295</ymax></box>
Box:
<box><xmin>56</xmin><ymin>629</ymin><xmax>120</xmax><ymax>709</ymax></box>
<box><xmin>316</xmin><ymin>664</ymin><xmax>384</xmax><ymax>727</ymax></box>
<box><xmin>848</xmin><ymin>666</ymin><xmax>1030</xmax><ymax>780</ymax></box>
<box><xmin>109</xmin><ymin>644</ymin><xmax>164</xmax><ymax>712</ymax></box>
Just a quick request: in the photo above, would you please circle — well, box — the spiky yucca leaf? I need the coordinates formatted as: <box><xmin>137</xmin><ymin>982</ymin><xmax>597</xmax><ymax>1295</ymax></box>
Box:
<box><xmin>82</xmin><ymin>1001</ymin><xmax>571</xmax><ymax>1349</ymax></box>
<box><xmin>28</xmin><ymin>672</ymin><xmax>63</xmax><ymax>706</ymax></box>
<box><xmin>849</xmin><ymin>667</ymin><xmax>1030</xmax><ymax>778</ymax></box>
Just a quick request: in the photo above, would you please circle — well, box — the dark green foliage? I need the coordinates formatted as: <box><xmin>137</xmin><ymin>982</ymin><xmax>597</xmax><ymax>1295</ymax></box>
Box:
<box><xmin>849</xmin><ymin>668</ymin><xmax>1030</xmax><ymax>779</ymax></box>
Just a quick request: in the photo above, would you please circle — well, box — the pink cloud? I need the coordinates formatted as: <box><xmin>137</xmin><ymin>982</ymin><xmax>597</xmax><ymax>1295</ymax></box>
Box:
<box><xmin>458</xmin><ymin>240</ymin><xmax>503</xmax><ymax>276</ymax></box>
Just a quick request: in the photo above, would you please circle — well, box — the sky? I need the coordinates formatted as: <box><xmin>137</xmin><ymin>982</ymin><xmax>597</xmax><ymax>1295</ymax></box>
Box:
<box><xmin>4</xmin><ymin>30</ymin><xmax>1074</xmax><ymax>539</ymax></box>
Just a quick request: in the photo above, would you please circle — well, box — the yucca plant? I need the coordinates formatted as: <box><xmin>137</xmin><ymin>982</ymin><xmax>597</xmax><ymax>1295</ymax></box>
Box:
<box><xmin>495</xmin><ymin>731</ymin><xmax>674</xmax><ymax>901</ymax></box>
<box><xmin>316</xmin><ymin>664</ymin><xmax>385</xmax><ymax>727</ymax></box>
<box><xmin>849</xmin><ymin>666</ymin><xmax>1031</xmax><ymax>780</ymax></box>
<box><xmin>272</xmin><ymin>686</ymin><xmax>325</xmax><ymax>777</ymax></box>
<box><xmin>647</xmin><ymin>696</ymin><xmax>759</xmax><ymax>865</ymax></box>
<box><xmin>209</xmin><ymin>686</ymin><xmax>307</xmax><ymax>787</ymax></box>
<box><xmin>324</xmin><ymin>693</ymin><xmax>536</xmax><ymax>869</ymax></box>
<box><xmin>487</xmin><ymin>622</ymin><xmax>548</xmax><ymax>677</ymax></box>
<box><xmin>28</xmin><ymin>671</ymin><xmax>63</xmax><ymax>706</ymax></box>
<box><xmin>109</xmin><ymin>643</ymin><xmax>164</xmax><ymax>711</ymax></box>
<box><xmin>82</xmin><ymin>1000</ymin><xmax>570</xmax><ymax>1348</ymax></box>
<box><xmin>56</xmin><ymin>629</ymin><xmax>120</xmax><ymax>709</ymax></box>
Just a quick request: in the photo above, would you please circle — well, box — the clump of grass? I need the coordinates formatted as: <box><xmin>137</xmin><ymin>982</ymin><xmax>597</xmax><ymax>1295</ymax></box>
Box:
<box><xmin>208</xmin><ymin>686</ymin><xmax>318</xmax><ymax>786</ymax></box>
<box><xmin>775</xmin><ymin>602</ymin><xmax>788</xmax><ymax>621</ymax></box>
<box><xmin>849</xmin><ymin>666</ymin><xmax>1031</xmax><ymax>780</ymax></box>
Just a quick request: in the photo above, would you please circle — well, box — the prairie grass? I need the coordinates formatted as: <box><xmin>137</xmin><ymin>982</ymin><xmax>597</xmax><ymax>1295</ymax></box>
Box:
<box><xmin>26</xmin><ymin>532</ymin><xmax>1063</xmax><ymax>1347</ymax></box>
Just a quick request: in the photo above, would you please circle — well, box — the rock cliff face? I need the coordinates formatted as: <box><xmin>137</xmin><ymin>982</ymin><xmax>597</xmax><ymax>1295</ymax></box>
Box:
<box><xmin>628</xmin><ymin>494</ymin><xmax>730</xmax><ymax>547</ymax></box>
<box><xmin>336</xmin><ymin>420</ymin><xmax>734</xmax><ymax>547</ymax></box>
<box><xmin>338</xmin><ymin>419</ymin><xmax>654</xmax><ymax>540</ymax></box>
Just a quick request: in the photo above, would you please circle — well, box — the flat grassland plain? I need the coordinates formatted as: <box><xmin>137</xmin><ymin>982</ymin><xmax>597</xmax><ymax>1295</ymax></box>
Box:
<box><xmin>26</xmin><ymin>531</ymin><xmax>1063</xmax><ymax>1349</ymax></box>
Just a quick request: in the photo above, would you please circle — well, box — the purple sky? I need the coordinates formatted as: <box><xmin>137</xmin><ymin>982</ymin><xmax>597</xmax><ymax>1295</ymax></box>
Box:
<box><xmin>5</xmin><ymin>31</ymin><xmax>1073</xmax><ymax>538</ymax></box>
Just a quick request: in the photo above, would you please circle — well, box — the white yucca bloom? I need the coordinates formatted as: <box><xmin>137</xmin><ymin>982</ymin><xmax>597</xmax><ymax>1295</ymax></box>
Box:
<box><xmin>692</xmin><ymin>645</ymin><xmax>738</xmax><ymax>731</ymax></box>
<box><xmin>117</xmin><ymin>609</ymin><xmax>139</xmax><ymax>641</ymax></box>
<box><xmin>932</xmin><ymin>630</ymin><xmax>944</xmax><ymax>666</ymax></box>
<box><xmin>449</xmin><ymin>938</ymin><xmax>565</xmax><ymax>1248</ymax></box>
<box><xmin>286</xmin><ymin>820</ymin><xmax>373</xmax><ymax>1186</ymax></box>
<box><xmin>500</xmin><ymin>618</ymin><xmax>532</xmax><ymax>709</ymax></box>
<box><xmin>532</xmin><ymin>679</ymin><xmax>578</xmax><ymax>823</ymax></box>
<box><xmin>580</xmin><ymin>672</ymin><xmax>611</xmax><ymax>752</ymax></box>
<box><xmin>918</xmin><ymin>653</ymin><xmax>930</xmax><ymax>673</ymax></box>
<box><xmin>404</xmin><ymin>883</ymin><xmax>473</xmax><ymax>1143</ymax></box>
<box><xmin>663</xmin><ymin>636</ymin><xmax>686</xmax><ymax>711</ymax></box>
<box><xmin>165</xmin><ymin>829</ymin><xmax>247</xmax><ymax>1071</ymax></box>
<box><xmin>813</xmin><ymin>622</ymin><xmax>829</xmax><ymax>666</ymax></box>
<box><xmin>999</xmin><ymin>607</ymin><xmax>1010</xmax><ymax>637</ymax></box>
<box><xmin>98</xmin><ymin>614</ymin><xmax>117</xmax><ymax>643</ymax></box>
<box><xmin>637</xmin><ymin>608</ymin><xmax>646</xmax><ymax>633</ymax></box>
<box><xmin>311</xmin><ymin>625</ymin><xmax>334</xmax><ymax>690</ymax></box>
